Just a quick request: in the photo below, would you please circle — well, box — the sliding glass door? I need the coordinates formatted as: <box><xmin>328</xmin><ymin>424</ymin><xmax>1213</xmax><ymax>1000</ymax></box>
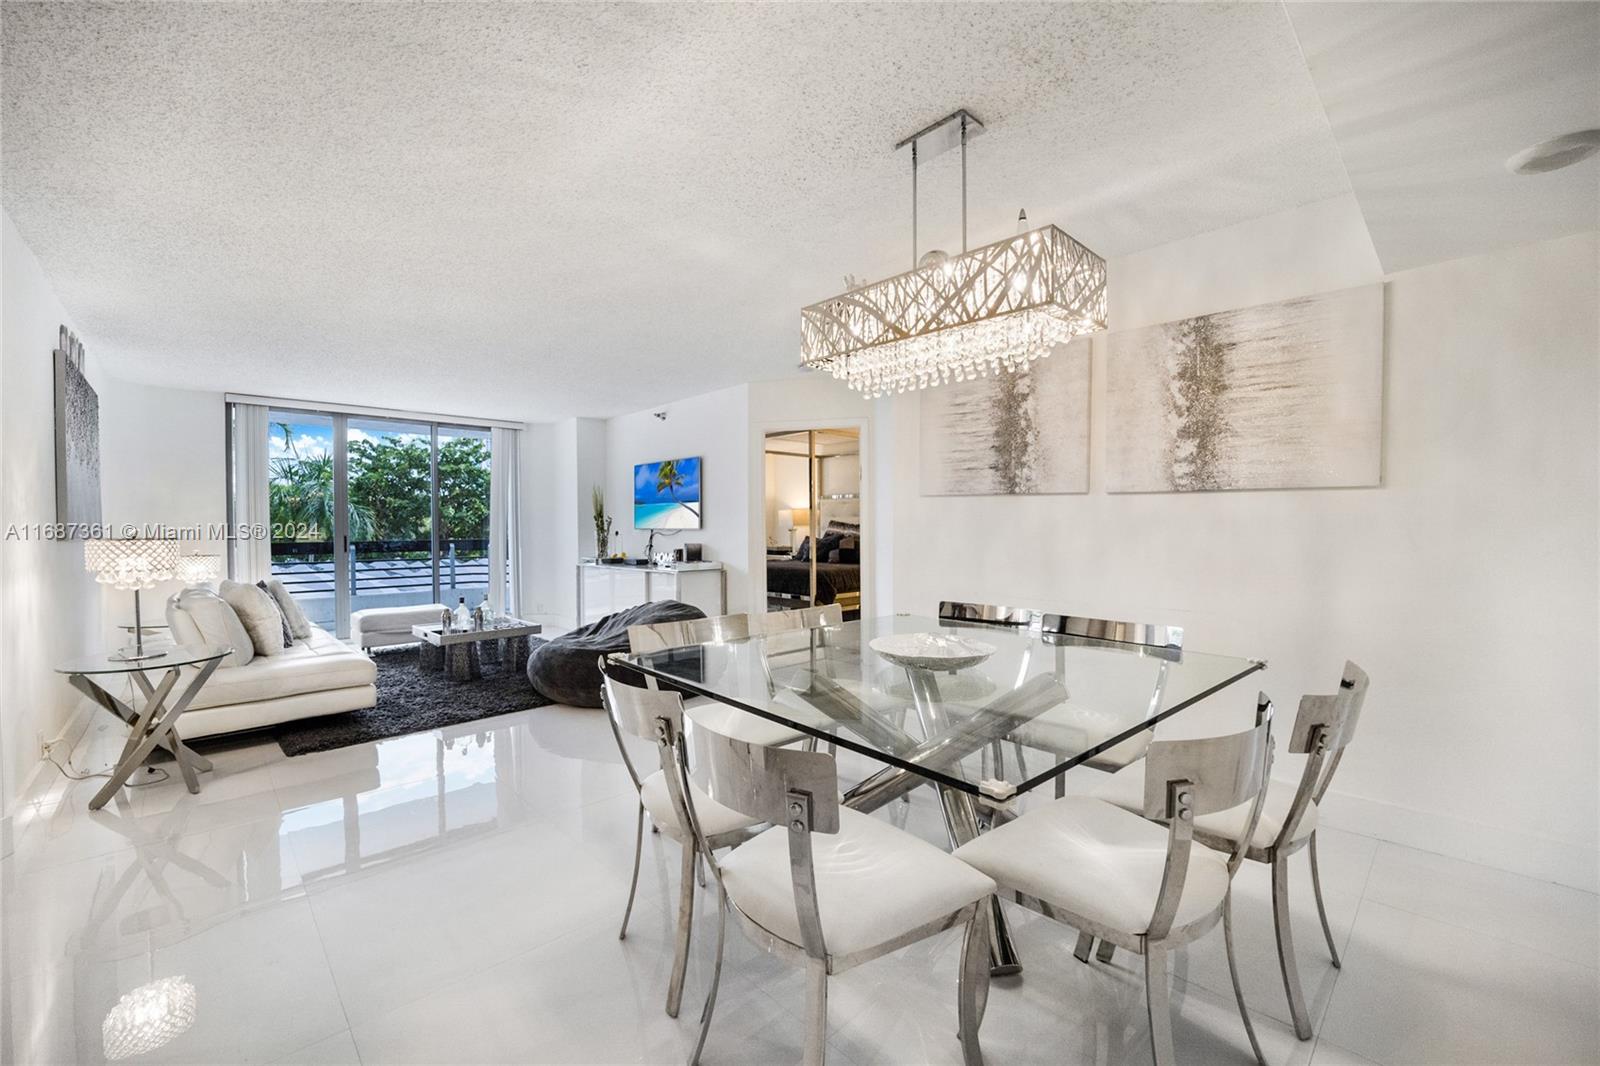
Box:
<box><xmin>254</xmin><ymin>406</ymin><xmax>501</xmax><ymax>639</ymax></box>
<box><xmin>347</xmin><ymin>417</ymin><xmax>435</xmax><ymax>620</ymax></box>
<box><xmin>435</xmin><ymin>425</ymin><xmax>492</xmax><ymax>613</ymax></box>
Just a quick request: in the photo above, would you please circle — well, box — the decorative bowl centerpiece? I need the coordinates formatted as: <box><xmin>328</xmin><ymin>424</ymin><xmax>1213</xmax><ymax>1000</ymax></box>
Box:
<box><xmin>868</xmin><ymin>632</ymin><xmax>996</xmax><ymax>672</ymax></box>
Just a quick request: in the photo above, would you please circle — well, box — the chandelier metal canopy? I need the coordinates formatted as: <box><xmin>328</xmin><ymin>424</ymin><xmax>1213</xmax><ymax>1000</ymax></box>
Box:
<box><xmin>801</xmin><ymin>110</ymin><xmax>1107</xmax><ymax>397</ymax></box>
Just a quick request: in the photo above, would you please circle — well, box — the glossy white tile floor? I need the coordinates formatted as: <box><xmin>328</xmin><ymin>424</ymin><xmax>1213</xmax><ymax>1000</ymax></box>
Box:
<box><xmin>3</xmin><ymin>696</ymin><xmax>1596</xmax><ymax>1065</ymax></box>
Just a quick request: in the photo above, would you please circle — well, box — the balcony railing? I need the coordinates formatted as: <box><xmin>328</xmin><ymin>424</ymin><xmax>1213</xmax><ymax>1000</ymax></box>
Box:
<box><xmin>271</xmin><ymin>539</ymin><xmax>489</xmax><ymax>597</ymax></box>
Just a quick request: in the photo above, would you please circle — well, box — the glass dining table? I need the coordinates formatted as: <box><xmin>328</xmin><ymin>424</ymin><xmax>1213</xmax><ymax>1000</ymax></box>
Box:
<box><xmin>618</xmin><ymin>613</ymin><xmax>1264</xmax><ymax>975</ymax></box>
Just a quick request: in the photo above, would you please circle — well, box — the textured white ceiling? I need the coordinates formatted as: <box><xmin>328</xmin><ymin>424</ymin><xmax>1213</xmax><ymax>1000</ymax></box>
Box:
<box><xmin>1287</xmin><ymin>2</ymin><xmax>1600</xmax><ymax>274</ymax></box>
<box><xmin>2</xmin><ymin>1</ymin><xmax>1355</xmax><ymax>420</ymax></box>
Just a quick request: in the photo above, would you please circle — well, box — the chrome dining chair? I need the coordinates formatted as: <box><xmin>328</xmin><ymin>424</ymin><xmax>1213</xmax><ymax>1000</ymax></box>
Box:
<box><xmin>1094</xmin><ymin>660</ymin><xmax>1369</xmax><ymax>1040</ymax></box>
<box><xmin>628</xmin><ymin>612</ymin><xmax>808</xmax><ymax>749</ymax></box>
<box><xmin>954</xmin><ymin>695</ymin><xmax>1276</xmax><ymax>1066</ymax></box>
<box><xmin>601</xmin><ymin>665</ymin><xmax>763</xmax><ymax>1018</ymax></box>
<box><xmin>938</xmin><ymin>600</ymin><xmax>1041</xmax><ymax>628</ymax></box>
<box><xmin>1025</xmin><ymin>611</ymin><xmax>1184</xmax><ymax>788</ymax></box>
<box><xmin>939</xmin><ymin>601</ymin><xmax>1181</xmax><ymax>792</ymax></box>
<box><xmin>679</xmin><ymin>711</ymin><xmax>998</xmax><ymax>1066</ymax></box>
<box><xmin>752</xmin><ymin>602</ymin><xmax>844</xmax><ymax>635</ymax></box>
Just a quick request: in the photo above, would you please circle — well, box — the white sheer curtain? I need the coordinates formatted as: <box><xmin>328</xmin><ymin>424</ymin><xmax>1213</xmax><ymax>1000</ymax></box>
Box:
<box><xmin>489</xmin><ymin>427</ymin><xmax>521</xmax><ymax>618</ymax></box>
<box><xmin>230</xmin><ymin>403</ymin><xmax>273</xmax><ymax>582</ymax></box>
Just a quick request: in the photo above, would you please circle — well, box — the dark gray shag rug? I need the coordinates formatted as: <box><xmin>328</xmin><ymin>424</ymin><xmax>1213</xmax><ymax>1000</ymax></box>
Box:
<box><xmin>273</xmin><ymin>641</ymin><xmax>552</xmax><ymax>756</ymax></box>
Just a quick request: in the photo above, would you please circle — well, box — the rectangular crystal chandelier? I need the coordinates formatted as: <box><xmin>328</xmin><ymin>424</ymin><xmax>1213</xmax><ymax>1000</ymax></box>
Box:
<box><xmin>800</xmin><ymin>224</ymin><xmax>1106</xmax><ymax>397</ymax></box>
<box><xmin>800</xmin><ymin>109</ymin><xmax>1107</xmax><ymax>397</ymax></box>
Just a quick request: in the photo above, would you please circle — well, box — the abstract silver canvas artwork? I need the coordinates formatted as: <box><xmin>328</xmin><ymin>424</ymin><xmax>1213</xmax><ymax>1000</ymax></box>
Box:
<box><xmin>1104</xmin><ymin>285</ymin><xmax>1382</xmax><ymax>493</ymax></box>
<box><xmin>54</xmin><ymin>326</ymin><xmax>102</xmax><ymax>524</ymax></box>
<box><xmin>920</xmin><ymin>337</ymin><xmax>1089</xmax><ymax>496</ymax></box>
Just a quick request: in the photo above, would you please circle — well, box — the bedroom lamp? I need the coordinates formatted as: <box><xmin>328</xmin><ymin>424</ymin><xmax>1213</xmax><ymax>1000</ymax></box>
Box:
<box><xmin>173</xmin><ymin>553</ymin><xmax>223</xmax><ymax>589</ymax></box>
<box><xmin>84</xmin><ymin>538</ymin><xmax>178</xmax><ymax>661</ymax></box>
<box><xmin>789</xmin><ymin>507</ymin><xmax>812</xmax><ymax>551</ymax></box>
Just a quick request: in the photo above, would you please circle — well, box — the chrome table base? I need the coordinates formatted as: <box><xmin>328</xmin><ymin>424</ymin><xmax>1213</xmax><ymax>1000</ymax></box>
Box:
<box><xmin>65</xmin><ymin>659</ymin><xmax>220</xmax><ymax>810</ymax></box>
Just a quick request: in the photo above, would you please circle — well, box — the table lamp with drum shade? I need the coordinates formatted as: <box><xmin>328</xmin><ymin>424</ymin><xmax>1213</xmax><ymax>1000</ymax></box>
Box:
<box><xmin>84</xmin><ymin>538</ymin><xmax>178</xmax><ymax>661</ymax></box>
<box><xmin>173</xmin><ymin>553</ymin><xmax>223</xmax><ymax>589</ymax></box>
<box><xmin>788</xmin><ymin>506</ymin><xmax>811</xmax><ymax>551</ymax></box>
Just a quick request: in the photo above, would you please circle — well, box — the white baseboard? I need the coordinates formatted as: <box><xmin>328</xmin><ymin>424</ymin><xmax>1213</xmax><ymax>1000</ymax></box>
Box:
<box><xmin>9</xmin><ymin>698</ymin><xmax>97</xmax><ymax>821</ymax></box>
<box><xmin>1319</xmin><ymin>785</ymin><xmax>1598</xmax><ymax>895</ymax></box>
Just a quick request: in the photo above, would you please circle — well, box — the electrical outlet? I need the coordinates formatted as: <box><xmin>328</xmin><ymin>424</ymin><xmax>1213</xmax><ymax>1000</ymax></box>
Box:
<box><xmin>35</xmin><ymin>731</ymin><xmax>46</xmax><ymax>759</ymax></box>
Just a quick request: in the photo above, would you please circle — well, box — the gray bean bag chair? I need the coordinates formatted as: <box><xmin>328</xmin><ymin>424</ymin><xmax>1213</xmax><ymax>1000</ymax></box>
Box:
<box><xmin>526</xmin><ymin>599</ymin><xmax>707</xmax><ymax>707</ymax></box>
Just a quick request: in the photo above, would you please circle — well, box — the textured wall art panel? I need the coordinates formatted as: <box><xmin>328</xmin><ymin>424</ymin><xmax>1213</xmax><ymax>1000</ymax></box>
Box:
<box><xmin>1105</xmin><ymin>285</ymin><xmax>1383</xmax><ymax>493</ymax></box>
<box><xmin>920</xmin><ymin>337</ymin><xmax>1089</xmax><ymax>496</ymax></box>
<box><xmin>53</xmin><ymin>328</ymin><xmax>102</xmax><ymax>524</ymax></box>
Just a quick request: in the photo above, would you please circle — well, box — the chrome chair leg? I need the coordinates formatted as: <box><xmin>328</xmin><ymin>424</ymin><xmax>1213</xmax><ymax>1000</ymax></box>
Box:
<box><xmin>804</xmin><ymin>956</ymin><xmax>829</xmax><ymax>1066</ymax></box>
<box><xmin>1271</xmin><ymin>854</ymin><xmax>1314</xmax><ymax>1040</ymax></box>
<box><xmin>666</xmin><ymin>845</ymin><xmax>696</xmax><ymax>1018</ymax></box>
<box><xmin>1073</xmin><ymin>930</ymin><xmax>1095</xmax><ymax>963</ymax></box>
<box><xmin>1144</xmin><ymin>945</ymin><xmax>1175</xmax><ymax>1066</ymax></box>
<box><xmin>1308</xmin><ymin>832</ymin><xmax>1341</xmax><ymax>968</ymax></box>
<box><xmin>619</xmin><ymin>802</ymin><xmax>645</xmax><ymax>940</ymax></box>
<box><xmin>1223</xmin><ymin>890</ymin><xmax>1267</xmax><ymax>1066</ymax></box>
<box><xmin>1095</xmin><ymin>939</ymin><xmax>1116</xmax><ymax>964</ymax></box>
<box><xmin>956</xmin><ymin>911</ymin><xmax>990</xmax><ymax>1066</ymax></box>
<box><xmin>690</xmin><ymin>884</ymin><xmax>729</xmax><ymax>1066</ymax></box>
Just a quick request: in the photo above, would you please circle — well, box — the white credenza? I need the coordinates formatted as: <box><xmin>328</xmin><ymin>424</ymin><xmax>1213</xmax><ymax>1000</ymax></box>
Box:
<box><xmin>576</xmin><ymin>561</ymin><xmax>727</xmax><ymax>626</ymax></box>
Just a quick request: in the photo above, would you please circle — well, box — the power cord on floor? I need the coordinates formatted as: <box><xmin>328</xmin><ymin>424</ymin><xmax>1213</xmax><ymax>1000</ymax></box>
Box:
<box><xmin>44</xmin><ymin>743</ymin><xmax>171</xmax><ymax>787</ymax></box>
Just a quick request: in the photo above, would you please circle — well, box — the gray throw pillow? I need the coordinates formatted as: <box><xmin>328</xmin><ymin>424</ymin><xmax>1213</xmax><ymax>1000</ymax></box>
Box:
<box><xmin>257</xmin><ymin>581</ymin><xmax>295</xmax><ymax>647</ymax></box>
<box><xmin>263</xmin><ymin>577</ymin><xmax>313</xmax><ymax>639</ymax></box>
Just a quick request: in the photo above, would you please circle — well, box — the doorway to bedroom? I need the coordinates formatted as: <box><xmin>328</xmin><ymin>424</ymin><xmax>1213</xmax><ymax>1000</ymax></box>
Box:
<box><xmin>762</xmin><ymin>427</ymin><xmax>862</xmax><ymax>621</ymax></box>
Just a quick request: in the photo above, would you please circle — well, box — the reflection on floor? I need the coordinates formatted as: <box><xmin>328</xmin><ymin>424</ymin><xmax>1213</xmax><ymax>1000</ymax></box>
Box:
<box><xmin>3</xmin><ymin>699</ymin><xmax>1596</xmax><ymax>1065</ymax></box>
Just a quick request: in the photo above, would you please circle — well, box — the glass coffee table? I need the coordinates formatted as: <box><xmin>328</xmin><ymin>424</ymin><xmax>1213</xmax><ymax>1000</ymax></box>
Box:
<box><xmin>411</xmin><ymin>619</ymin><xmax>544</xmax><ymax>682</ymax></box>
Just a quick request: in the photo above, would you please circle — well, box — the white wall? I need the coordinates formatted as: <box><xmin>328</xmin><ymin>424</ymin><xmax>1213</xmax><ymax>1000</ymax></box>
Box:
<box><xmin>519</xmin><ymin>417</ymin><xmax>606</xmax><ymax>622</ymax></box>
<box><xmin>888</xmin><ymin>201</ymin><xmax>1599</xmax><ymax>890</ymax></box>
<box><xmin>97</xmin><ymin>381</ymin><xmax>228</xmax><ymax>648</ymax></box>
<box><xmin>0</xmin><ymin>210</ymin><xmax>108</xmax><ymax>813</ymax></box>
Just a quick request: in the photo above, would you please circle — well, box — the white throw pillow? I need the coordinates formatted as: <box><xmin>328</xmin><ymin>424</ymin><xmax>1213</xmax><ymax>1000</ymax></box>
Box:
<box><xmin>169</xmin><ymin>588</ymin><xmax>255</xmax><ymax>667</ymax></box>
<box><xmin>165</xmin><ymin>593</ymin><xmax>205</xmax><ymax>647</ymax></box>
<box><xmin>220</xmin><ymin>580</ymin><xmax>290</xmax><ymax>658</ymax></box>
<box><xmin>263</xmin><ymin>577</ymin><xmax>313</xmax><ymax>639</ymax></box>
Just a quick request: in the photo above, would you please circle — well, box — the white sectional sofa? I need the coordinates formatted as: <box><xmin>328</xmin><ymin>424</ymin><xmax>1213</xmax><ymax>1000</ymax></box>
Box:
<box><xmin>168</xmin><ymin>589</ymin><xmax>377</xmax><ymax>739</ymax></box>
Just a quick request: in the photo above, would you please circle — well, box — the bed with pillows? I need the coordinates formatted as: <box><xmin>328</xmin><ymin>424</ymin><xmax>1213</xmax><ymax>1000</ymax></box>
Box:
<box><xmin>766</xmin><ymin>519</ymin><xmax>861</xmax><ymax>612</ymax></box>
<box><xmin>164</xmin><ymin>578</ymin><xmax>377</xmax><ymax>739</ymax></box>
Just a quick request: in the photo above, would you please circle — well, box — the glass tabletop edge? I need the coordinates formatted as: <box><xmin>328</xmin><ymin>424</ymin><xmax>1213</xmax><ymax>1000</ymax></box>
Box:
<box><xmin>1014</xmin><ymin>658</ymin><xmax>1267</xmax><ymax>795</ymax></box>
<box><xmin>611</xmin><ymin>654</ymin><xmax>989</xmax><ymax>798</ymax></box>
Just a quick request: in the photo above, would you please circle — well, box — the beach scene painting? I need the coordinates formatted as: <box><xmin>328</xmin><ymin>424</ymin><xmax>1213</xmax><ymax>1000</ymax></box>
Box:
<box><xmin>634</xmin><ymin>456</ymin><xmax>702</xmax><ymax>529</ymax></box>
<box><xmin>1104</xmin><ymin>285</ymin><xmax>1383</xmax><ymax>493</ymax></box>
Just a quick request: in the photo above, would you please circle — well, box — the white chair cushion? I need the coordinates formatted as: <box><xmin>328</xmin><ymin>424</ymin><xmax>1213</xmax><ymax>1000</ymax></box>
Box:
<box><xmin>639</xmin><ymin>769</ymin><xmax>761</xmax><ymax>841</ymax></box>
<box><xmin>719</xmin><ymin>808</ymin><xmax>996</xmax><ymax>960</ymax></box>
<box><xmin>167</xmin><ymin>588</ymin><xmax>253</xmax><ymax>667</ymax></box>
<box><xmin>1010</xmin><ymin>703</ymin><xmax>1152</xmax><ymax>769</ymax></box>
<box><xmin>953</xmin><ymin>796</ymin><xmax>1230</xmax><ymax>937</ymax></box>
<box><xmin>685</xmin><ymin>698</ymin><xmax>806</xmax><ymax>749</ymax></box>
<box><xmin>220</xmin><ymin>579</ymin><xmax>291</xmax><ymax>657</ymax></box>
<box><xmin>1094</xmin><ymin>760</ymin><xmax>1316</xmax><ymax>850</ymax></box>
